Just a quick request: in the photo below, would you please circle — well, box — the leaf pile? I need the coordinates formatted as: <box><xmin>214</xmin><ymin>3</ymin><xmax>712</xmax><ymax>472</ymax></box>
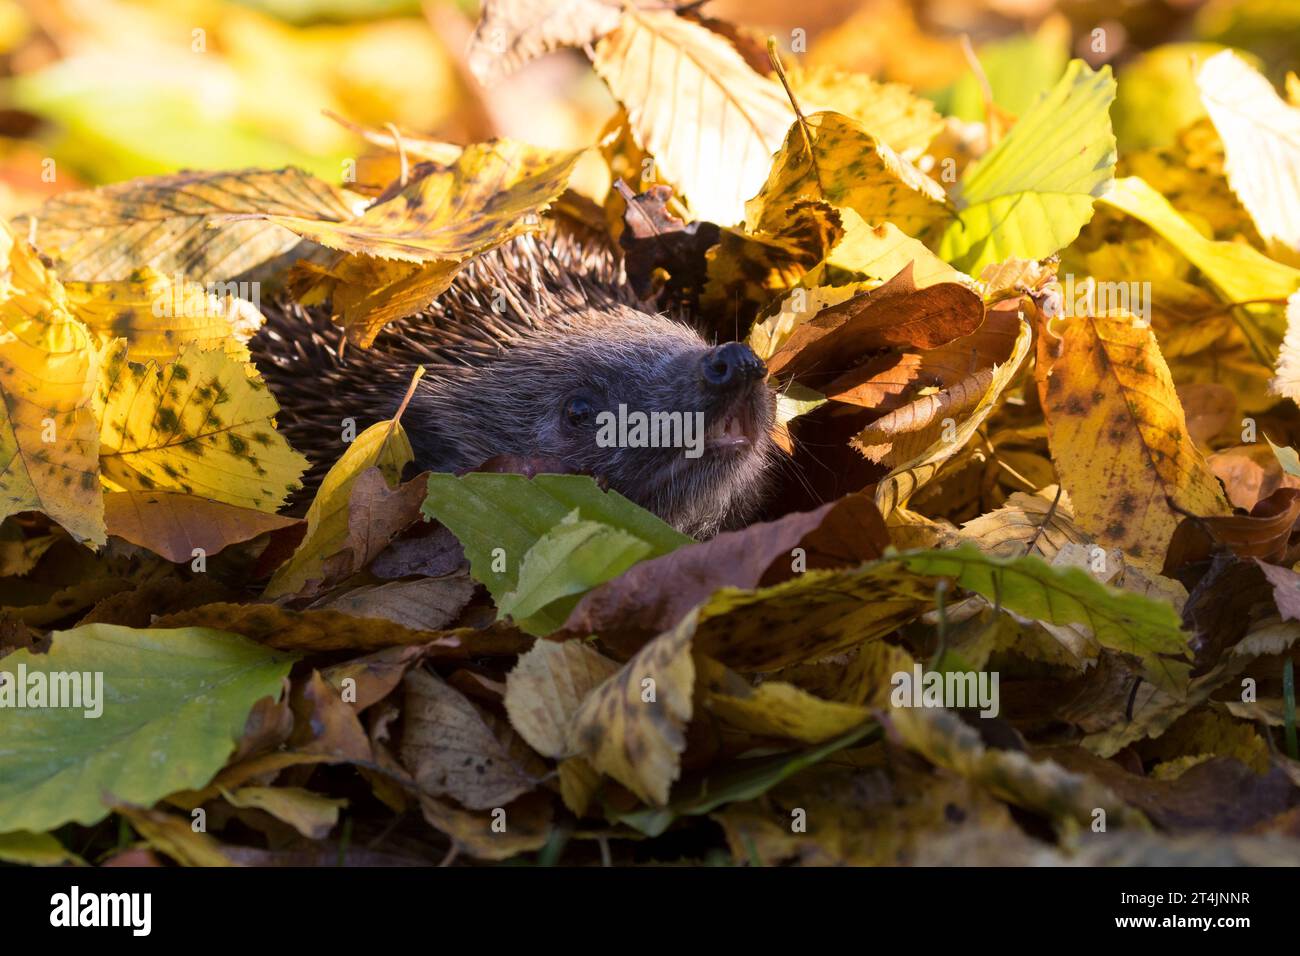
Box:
<box><xmin>4</xmin><ymin>0</ymin><xmax>1300</xmax><ymax>868</ymax></box>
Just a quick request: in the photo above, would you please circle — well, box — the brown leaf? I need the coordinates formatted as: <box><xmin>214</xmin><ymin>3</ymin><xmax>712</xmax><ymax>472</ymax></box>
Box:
<box><xmin>418</xmin><ymin>791</ymin><xmax>553</xmax><ymax>861</ymax></box>
<box><xmin>1048</xmin><ymin>749</ymin><xmax>1300</xmax><ymax>832</ymax></box>
<box><xmin>155</xmin><ymin>603</ymin><xmax>441</xmax><ymax>652</ymax></box>
<box><xmin>1257</xmin><ymin>559</ymin><xmax>1300</xmax><ymax>622</ymax></box>
<box><xmin>1164</xmin><ymin>487</ymin><xmax>1300</xmax><ymax>573</ymax></box>
<box><xmin>371</xmin><ymin>525</ymin><xmax>466</xmax><ymax>580</ymax></box>
<box><xmin>767</xmin><ymin>266</ymin><xmax>985</xmax><ymax>386</ymax></box>
<box><xmin>321</xmin><ymin>644</ymin><xmax>429</xmax><ymax>713</ymax></box>
<box><xmin>401</xmin><ymin>668</ymin><xmax>540</xmax><ymax>810</ymax></box>
<box><xmin>318</xmin><ymin>576</ymin><xmax>476</xmax><ymax>633</ymax></box>
<box><xmin>1177</xmin><ymin>382</ymin><xmax>1237</xmax><ymax>446</ymax></box>
<box><xmin>504</xmin><ymin>638</ymin><xmax>622</xmax><ymax>758</ymax></box>
<box><xmin>617</xmin><ymin>182</ymin><xmax>720</xmax><ymax>310</ymax></box>
<box><xmin>103</xmin><ymin>491</ymin><xmax>301</xmax><ymax>564</ymax></box>
<box><xmin>290</xmin><ymin>671</ymin><xmax>372</xmax><ymax>760</ymax></box>
<box><xmin>320</xmin><ymin>468</ymin><xmax>428</xmax><ymax>581</ymax></box>
<box><xmin>560</xmin><ymin>492</ymin><xmax>889</xmax><ymax>654</ymax></box>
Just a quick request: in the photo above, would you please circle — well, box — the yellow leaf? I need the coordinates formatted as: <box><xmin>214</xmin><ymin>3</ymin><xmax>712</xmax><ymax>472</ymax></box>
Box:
<box><xmin>96</xmin><ymin>342</ymin><xmax>308</xmax><ymax>513</ymax></box>
<box><xmin>569</xmin><ymin>609</ymin><xmax>697</xmax><ymax>805</ymax></box>
<box><xmin>504</xmin><ymin>638</ymin><xmax>622</xmax><ymax>759</ymax></box>
<box><xmin>705</xmin><ymin>675</ymin><xmax>870</xmax><ymax>744</ymax></box>
<box><xmin>115</xmin><ymin>805</ymin><xmax>235</xmax><ymax>867</ymax></box>
<box><xmin>888</xmin><ymin>706</ymin><xmax>1150</xmax><ymax>830</ymax></box>
<box><xmin>591</xmin><ymin>9</ymin><xmax>794</xmax><ymax>226</ymax></box>
<box><xmin>222</xmin><ymin>786</ymin><xmax>345</xmax><ymax>839</ymax></box>
<box><xmin>747</xmin><ymin>111</ymin><xmax>951</xmax><ymax>240</ymax></box>
<box><xmin>418</xmin><ymin>791</ymin><xmax>552</xmax><ymax>861</ymax></box>
<box><xmin>18</xmin><ymin>168</ymin><xmax>360</xmax><ymax>283</ymax></box>
<box><xmin>65</xmin><ymin>268</ymin><xmax>262</xmax><ymax>364</ymax></box>
<box><xmin>263</xmin><ymin>140</ymin><xmax>584</xmax><ymax>263</ymax></box>
<box><xmin>1100</xmin><ymin>176</ymin><xmax>1300</xmax><ymax>356</ymax></box>
<box><xmin>702</xmin><ymin>200</ymin><xmax>843</xmax><ymax>318</ymax></box>
<box><xmin>788</xmin><ymin>64</ymin><xmax>944</xmax><ymax>159</ymax></box>
<box><xmin>0</xmin><ymin>223</ymin><xmax>104</xmax><ymax>545</ymax></box>
<box><xmin>290</xmin><ymin>255</ymin><xmax>460</xmax><ymax>348</ymax></box>
<box><xmin>1271</xmin><ymin>292</ymin><xmax>1300</xmax><ymax>403</ymax></box>
<box><xmin>264</xmin><ymin>394</ymin><xmax>414</xmax><ymax>598</ymax></box>
<box><xmin>1036</xmin><ymin>309</ymin><xmax>1231</xmax><ymax>571</ymax></box>
<box><xmin>958</xmin><ymin>488</ymin><xmax>1088</xmax><ymax>561</ymax></box>
<box><xmin>804</xmin><ymin>210</ymin><xmax>963</xmax><ymax>288</ymax></box>
<box><xmin>693</xmin><ymin>565</ymin><xmax>935</xmax><ymax>672</ymax></box>
<box><xmin>0</xmin><ymin>830</ymin><xmax>83</xmax><ymax>866</ymax></box>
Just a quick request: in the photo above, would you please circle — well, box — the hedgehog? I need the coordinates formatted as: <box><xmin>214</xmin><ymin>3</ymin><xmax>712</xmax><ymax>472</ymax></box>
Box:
<box><xmin>250</xmin><ymin>228</ymin><xmax>780</xmax><ymax>537</ymax></box>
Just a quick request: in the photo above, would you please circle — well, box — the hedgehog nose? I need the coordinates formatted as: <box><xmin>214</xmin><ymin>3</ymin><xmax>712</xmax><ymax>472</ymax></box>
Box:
<box><xmin>700</xmin><ymin>343</ymin><xmax>766</xmax><ymax>392</ymax></box>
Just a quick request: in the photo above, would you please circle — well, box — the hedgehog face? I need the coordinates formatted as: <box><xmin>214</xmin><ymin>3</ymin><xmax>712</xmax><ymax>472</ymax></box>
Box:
<box><xmin>408</xmin><ymin>307</ymin><xmax>779</xmax><ymax>537</ymax></box>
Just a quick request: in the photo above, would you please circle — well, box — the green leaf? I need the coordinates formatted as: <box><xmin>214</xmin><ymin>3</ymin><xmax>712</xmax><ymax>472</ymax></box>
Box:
<box><xmin>422</xmin><ymin>473</ymin><xmax>691</xmax><ymax>623</ymax></box>
<box><xmin>498</xmin><ymin>511</ymin><xmax>656</xmax><ymax>636</ymax></box>
<box><xmin>0</xmin><ymin>624</ymin><xmax>294</xmax><ymax>833</ymax></box>
<box><xmin>937</xmin><ymin>59</ymin><xmax>1117</xmax><ymax>273</ymax></box>
<box><xmin>929</xmin><ymin>20</ymin><xmax>1069</xmax><ymax>121</ymax></box>
<box><xmin>896</xmin><ymin>545</ymin><xmax>1190</xmax><ymax>693</ymax></box>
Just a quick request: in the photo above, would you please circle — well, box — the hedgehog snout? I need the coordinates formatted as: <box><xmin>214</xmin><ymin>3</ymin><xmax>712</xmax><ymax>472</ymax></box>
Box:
<box><xmin>699</xmin><ymin>343</ymin><xmax>766</xmax><ymax>393</ymax></box>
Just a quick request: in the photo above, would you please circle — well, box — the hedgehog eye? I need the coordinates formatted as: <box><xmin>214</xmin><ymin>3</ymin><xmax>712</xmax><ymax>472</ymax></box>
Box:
<box><xmin>564</xmin><ymin>396</ymin><xmax>595</xmax><ymax>427</ymax></box>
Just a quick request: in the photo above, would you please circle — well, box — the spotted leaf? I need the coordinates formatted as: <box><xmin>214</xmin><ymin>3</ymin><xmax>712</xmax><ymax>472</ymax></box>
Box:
<box><xmin>1035</xmin><ymin>307</ymin><xmax>1231</xmax><ymax>571</ymax></box>
<box><xmin>0</xmin><ymin>222</ymin><xmax>104</xmax><ymax>546</ymax></box>
<box><xmin>745</xmin><ymin>111</ymin><xmax>953</xmax><ymax>241</ymax></box>
<box><xmin>96</xmin><ymin>342</ymin><xmax>308</xmax><ymax>514</ymax></box>
<box><xmin>261</xmin><ymin>140</ymin><xmax>584</xmax><ymax>263</ymax></box>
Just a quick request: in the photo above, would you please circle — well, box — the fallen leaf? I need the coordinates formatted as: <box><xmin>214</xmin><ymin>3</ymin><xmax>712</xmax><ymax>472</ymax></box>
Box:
<box><xmin>1036</xmin><ymin>308</ymin><xmax>1231</xmax><ymax>571</ymax></box>
<box><xmin>18</xmin><ymin>168</ymin><xmax>358</xmax><ymax>282</ymax></box>
<box><xmin>0</xmin><ymin>223</ymin><xmax>104</xmax><ymax>546</ymax></box>
<box><xmin>937</xmin><ymin>60</ymin><xmax>1117</xmax><ymax>273</ymax></box>
<box><xmin>503</xmin><ymin>638</ymin><xmax>621</xmax><ymax>758</ymax></box>
<box><xmin>103</xmin><ymin>491</ymin><xmax>299</xmax><ymax>563</ymax></box>
<box><xmin>591</xmin><ymin>8</ymin><xmax>793</xmax><ymax>225</ymax></box>
<box><xmin>0</xmin><ymin>623</ymin><xmax>294</xmax><ymax>833</ymax></box>
<box><xmin>97</xmin><ymin>341</ymin><xmax>309</xmax><ymax>513</ymax></box>
<box><xmin>569</xmin><ymin>609</ymin><xmax>697</xmax><ymax>804</ymax></box>
<box><xmin>1198</xmin><ymin>51</ymin><xmax>1300</xmax><ymax>256</ymax></box>
<box><xmin>468</xmin><ymin>0</ymin><xmax>624</xmax><ymax>85</ymax></box>
<box><xmin>401</xmin><ymin>668</ymin><xmax>540</xmax><ymax>810</ymax></box>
